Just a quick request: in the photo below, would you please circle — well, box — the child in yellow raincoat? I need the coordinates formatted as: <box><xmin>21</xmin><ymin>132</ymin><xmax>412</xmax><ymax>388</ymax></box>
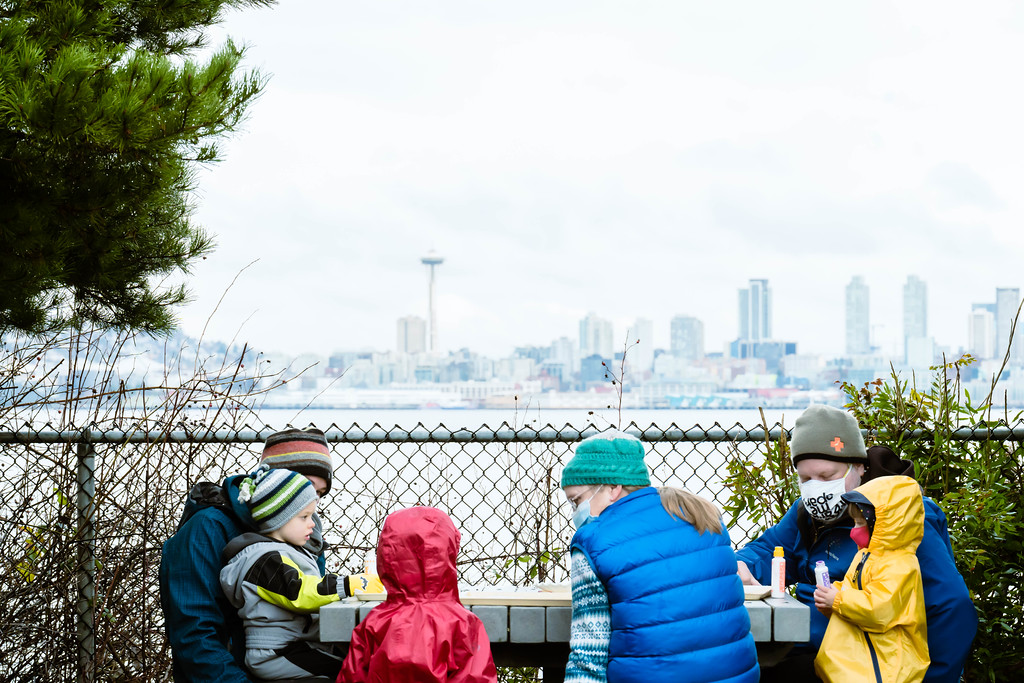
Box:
<box><xmin>812</xmin><ymin>475</ymin><xmax>929</xmax><ymax>683</ymax></box>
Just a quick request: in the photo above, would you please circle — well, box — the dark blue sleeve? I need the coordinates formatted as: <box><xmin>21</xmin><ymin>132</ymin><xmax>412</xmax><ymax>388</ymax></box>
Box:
<box><xmin>735</xmin><ymin>501</ymin><xmax>804</xmax><ymax>585</ymax></box>
<box><xmin>159</xmin><ymin>508</ymin><xmax>253</xmax><ymax>683</ymax></box>
<box><xmin>919</xmin><ymin>497</ymin><xmax>978</xmax><ymax>683</ymax></box>
<box><xmin>923</xmin><ymin>496</ymin><xmax>956</xmax><ymax>563</ymax></box>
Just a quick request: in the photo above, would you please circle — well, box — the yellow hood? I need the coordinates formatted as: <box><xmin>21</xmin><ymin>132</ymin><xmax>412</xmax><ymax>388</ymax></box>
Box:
<box><xmin>845</xmin><ymin>475</ymin><xmax>924</xmax><ymax>554</ymax></box>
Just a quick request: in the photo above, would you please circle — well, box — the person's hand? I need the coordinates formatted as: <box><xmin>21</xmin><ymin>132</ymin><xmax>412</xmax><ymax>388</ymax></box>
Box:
<box><xmin>736</xmin><ymin>561</ymin><xmax>759</xmax><ymax>586</ymax></box>
<box><xmin>346</xmin><ymin>573</ymin><xmax>384</xmax><ymax>596</ymax></box>
<box><xmin>814</xmin><ymin>585</ymin><xmax>838</xmax><ymax>616</ymax></box>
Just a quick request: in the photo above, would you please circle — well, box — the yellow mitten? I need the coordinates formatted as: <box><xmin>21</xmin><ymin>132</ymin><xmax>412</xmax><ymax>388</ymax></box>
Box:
<box><xmin>345</xmin><ymin>573</ymin><xmax>384</xmax><ymax>596</ymax></box>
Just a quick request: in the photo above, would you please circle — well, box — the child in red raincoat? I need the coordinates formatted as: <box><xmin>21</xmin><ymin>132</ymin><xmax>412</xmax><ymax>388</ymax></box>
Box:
<box><xmin>336</xmin><ymin>506</ymin><xmax>497</xmax><ymax>683</ymax></box>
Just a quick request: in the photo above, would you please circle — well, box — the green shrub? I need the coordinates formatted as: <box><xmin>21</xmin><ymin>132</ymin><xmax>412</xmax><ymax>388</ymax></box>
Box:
<box><xmin>724</xmin><ymin>357</ymin><xmax>1024</xmax><ymax>681</ymax></box>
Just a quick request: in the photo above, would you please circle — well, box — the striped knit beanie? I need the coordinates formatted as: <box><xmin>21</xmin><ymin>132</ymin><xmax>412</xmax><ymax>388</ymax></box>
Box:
<box><xmin>261</xmin><ymin>427</ymin><xmax>333</xmax><ymax>494</ymax></box>
<box><xmin>238</xmin><ymin>464</ymin><xmax>318</xmax><ymax>533</ymax></box>
<box><xmin>561</xmin><ymin>430</ymin><xmax>651</xmax><ymax>487</ymax></box>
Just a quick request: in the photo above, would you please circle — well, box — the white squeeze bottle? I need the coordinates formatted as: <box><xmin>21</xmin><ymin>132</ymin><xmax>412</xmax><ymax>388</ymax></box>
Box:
<box><xmin>771</xmin><ymin>546</ymin><xmax>786</xmax><ymax>598</ymax></box>
<box><xmin>815</xmin><ymin>560</ymin><xmax>832</xmax><ymax>589</ymax></box>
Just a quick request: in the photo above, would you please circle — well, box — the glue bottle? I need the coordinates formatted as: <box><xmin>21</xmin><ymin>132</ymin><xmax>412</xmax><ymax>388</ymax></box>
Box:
<box><xmin>771</xmin><ymin>546</ymin><xmax>786</xmax><ymax>598</ymax></box>
<box><xmin>363</xmin><ymin>551</ymin><xmax>377</xmax><ymax>576</ymax></box>
<box><xmin>815</xmin><ymin>560</ymin><xmax>832</xmax><ymax>589</ymax></box>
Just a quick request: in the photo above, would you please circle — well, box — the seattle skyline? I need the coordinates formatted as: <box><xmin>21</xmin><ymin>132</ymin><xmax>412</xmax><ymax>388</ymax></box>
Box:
<box><xmin>297</xmin><ymin>273</ymin><xmax>1019</xmax><ymax>366</ymax></box>
<box><xmin>170</xmin><ymin>2</ymin><xmax>1024</xmax><ymax>361</ymax></box>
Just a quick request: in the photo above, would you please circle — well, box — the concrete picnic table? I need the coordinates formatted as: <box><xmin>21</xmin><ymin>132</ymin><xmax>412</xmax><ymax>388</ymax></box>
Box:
<box><xmin>320</xmin><ymin>588</ymin><xmax>810</xmax><ymax>682</ymax></box>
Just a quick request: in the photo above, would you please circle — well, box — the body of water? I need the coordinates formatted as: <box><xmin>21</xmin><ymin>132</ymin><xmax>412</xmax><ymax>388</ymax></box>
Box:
<box><xmin>247</xmin><ymin>406</ymin><xmax>803</xmax><ymax>432</ymax></box>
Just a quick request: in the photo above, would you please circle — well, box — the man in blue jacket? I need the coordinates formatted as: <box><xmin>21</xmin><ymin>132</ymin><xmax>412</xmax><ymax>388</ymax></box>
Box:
<box><xmin>159</xmin><ymin>428</ymin><xmax>335</xmax><ymax>682</ymax></box>
<box><xmin>735</xmin><ymin>404</ymin><xmax>976</xmax><ymax>683</ymax></box>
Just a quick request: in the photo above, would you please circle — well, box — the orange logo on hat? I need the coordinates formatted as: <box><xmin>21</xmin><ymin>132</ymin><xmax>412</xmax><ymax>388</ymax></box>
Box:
<box><xmin>830</xmin><ymin>437</ymin><xmax>844</xmax><ymax>452</ymax></box>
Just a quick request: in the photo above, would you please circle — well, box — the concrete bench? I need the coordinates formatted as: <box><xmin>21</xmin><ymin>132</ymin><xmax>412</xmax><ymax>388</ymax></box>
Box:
<box><xmin>321</xmin><ymin>594</ymin><xmax>809</xmax><ymax>681</ymax></box>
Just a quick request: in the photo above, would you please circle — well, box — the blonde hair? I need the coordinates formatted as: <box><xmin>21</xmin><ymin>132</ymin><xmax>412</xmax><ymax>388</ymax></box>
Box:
<box><xmin>656</xmin><ymin>486</ymin><xmax>723</xmax><ymax>535</ymax></box>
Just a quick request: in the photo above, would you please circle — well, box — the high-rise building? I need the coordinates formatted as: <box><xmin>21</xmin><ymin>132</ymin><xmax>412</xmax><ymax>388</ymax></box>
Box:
<box><xmin>630</xmin><ymin>318</ymin><xmax>655</xmax><ymax>373</ymax></box>
<box><xmin>903</xmin><ymin>276</ymin><xmax>927</xmax><ymax>339</ymax></box>
<box><xmin>549</xmin><ymin>336</ymin><xmax>578</xmax><ymax>374</ymax></box>
<box><xmin>738</xmin><ymin>279</ymin><xmax>771</xmax><ymax>342</ymax></box>
<box><xmin>396</xmin><ymin>316</ymin><xmax>427</xmax><ymax>355</ymax></box>
<box><xmin>903</xmin><ymin>276</ymin><xmax>927</xmax><ymax>362</ymax></box>
<box><xmin>996</xmin><ymin>287</ymin><xmax>1022</xmax><ymax>363</ymax></box>
<box><xmin>670</xmin><ymin>315</ymin><xmax>705</xmax><ymax>362</ymax></box>
<box><xmin>579</xmin><ymin>313</ymin><xmax>614</xmax><ymax>359</ymax></box>
<box><xmin>968</xmin><ymin>303</ymin><xmax>996</xmax><ymax>360</ymax></box>
<box><xmin>845</xmin><ymin>276</ymin><xmax>870</xmax><ymax>355</ymax></box>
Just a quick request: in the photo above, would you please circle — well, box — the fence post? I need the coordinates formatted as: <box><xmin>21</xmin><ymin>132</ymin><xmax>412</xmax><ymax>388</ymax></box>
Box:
<box><xmin>76</xmin><ymin>440</ymin><xmax>96</xmax><ymax>683</ymax></box>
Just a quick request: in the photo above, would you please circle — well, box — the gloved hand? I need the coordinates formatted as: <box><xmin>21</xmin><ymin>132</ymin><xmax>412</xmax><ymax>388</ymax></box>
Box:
<box><xmin>345</xmin><ymin>573</ymin><xmax>384</xmax><ymax>596</ymax></box>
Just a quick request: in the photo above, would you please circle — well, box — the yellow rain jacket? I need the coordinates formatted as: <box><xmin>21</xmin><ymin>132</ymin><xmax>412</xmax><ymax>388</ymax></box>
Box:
<box><xmin>815</xmin><ymin>475</ymin><xmax>929</xmax><ymax>683</ymax></box>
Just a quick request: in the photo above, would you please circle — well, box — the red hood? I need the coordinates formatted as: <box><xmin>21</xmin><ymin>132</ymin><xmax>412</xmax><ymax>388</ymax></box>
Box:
<box><xmin>378</xmin><ymin>506</ymin><xmax>460</xmax><ymax>602</ymax></box>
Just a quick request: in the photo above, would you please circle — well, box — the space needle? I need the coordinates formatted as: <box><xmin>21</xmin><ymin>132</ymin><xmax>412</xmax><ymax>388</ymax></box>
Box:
<box><xmin>421</xmin><ymin>250</ymin><xmax>444</xmax><ymax>353</ymax></box>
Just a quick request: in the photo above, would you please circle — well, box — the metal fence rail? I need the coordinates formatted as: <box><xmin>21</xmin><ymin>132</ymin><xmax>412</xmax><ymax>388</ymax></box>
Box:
<box><xmin>2</xmin><ymin>420</ymin><xmax>1022</xmax><ymax>682</ymax></box>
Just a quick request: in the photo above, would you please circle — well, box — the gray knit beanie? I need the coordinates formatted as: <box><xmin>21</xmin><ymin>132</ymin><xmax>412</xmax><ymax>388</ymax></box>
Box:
<box><xmin>790</xmin><ymin>404</ymin><xmax>868</xmax><ymax>466</ymax></box>
<box><xmin>238</xmin><ymin>464</ymin><xmax>318</xmax><ymax>534</ymax></box>
<box><xmin>561</xmin><ymin>430</ymin><xmax>651</xmax><ymax>487</ymax></box>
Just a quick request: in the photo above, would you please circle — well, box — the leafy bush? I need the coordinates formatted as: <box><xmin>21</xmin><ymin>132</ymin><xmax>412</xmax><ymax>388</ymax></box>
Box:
<box><xmin>841</xmin><ymin>356</ymin><xmax>1023</xmax><ymax>682</ymax></box>
<box><xmin>724</xmin><ymin>356</ymin><xmax>1024</xmax><ymax>682</ymax></box>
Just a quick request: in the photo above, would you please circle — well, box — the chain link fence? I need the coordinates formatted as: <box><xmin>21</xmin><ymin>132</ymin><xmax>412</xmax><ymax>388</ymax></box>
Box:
<box><xmin>2</xmin><ymin>418</ymin><xmax>1018</xmax><ymax>681</ymax></box>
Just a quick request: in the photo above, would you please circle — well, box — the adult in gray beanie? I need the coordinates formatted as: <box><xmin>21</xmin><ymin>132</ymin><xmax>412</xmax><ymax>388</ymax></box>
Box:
<box><xmin>789</xmin><ymin>404</ymin><xmax>868</xmax><ymax>467</ymax></box>
<box><xmin>733</xmin><ymin>404</ymin><xmax>976</xmax><ymax>683</ymax></box>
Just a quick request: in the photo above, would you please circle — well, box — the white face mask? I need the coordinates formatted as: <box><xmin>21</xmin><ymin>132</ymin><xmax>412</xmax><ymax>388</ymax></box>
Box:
<box><xmin>570</xmin><ymin>486</ymin><xmax>603</xmax><ymax>529</ymax></box>
<box><xmin>800</xmin><ymin>465</ymin><xmax>852</xmax><ymax>521</ymax></box>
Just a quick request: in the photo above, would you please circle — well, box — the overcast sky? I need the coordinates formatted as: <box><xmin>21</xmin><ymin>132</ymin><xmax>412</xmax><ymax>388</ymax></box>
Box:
<box><xmin>177</xmin><ymin>1</ymin><xmax>1024</xmax><ymax>361</ymax></box>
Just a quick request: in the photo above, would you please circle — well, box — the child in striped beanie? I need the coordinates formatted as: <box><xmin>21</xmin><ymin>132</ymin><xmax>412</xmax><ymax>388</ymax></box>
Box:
<box><xmin>220</xmin><ymin>465</ymin><xmax>383</xmax><ymax>680</ymax></box>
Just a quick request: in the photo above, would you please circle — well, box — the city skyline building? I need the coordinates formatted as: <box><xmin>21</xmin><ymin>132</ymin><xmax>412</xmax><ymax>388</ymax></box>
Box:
<box><xmin>397</xmin><ymin>315</ymin><xmax>427</xmax><ymax>355</ymax></box>
<box><xmin>903</xmin><ymin>275</ymin><xmax>928</xmax><ymax>363</ymax></box>
<box><xmin>968</xmin><ymin>303</ymin><xmax>996</xmax><ymax>360</ymax></box>
<box><xmin>631</xmin><ymin>318</ymin><xmax>655</xmax><ymax>373</ymax></box>
<box><xmin>579</xmin><ymin>312</ymin><xmax>614</xmax><ymax>359</ymax></box>
<box><xmin>738</xmin><ymin>278</ymin><xmax>772</xmax><ymax>342</ymax></box>
<box><xmin>421</xmin><ymin>251</ymin><xmax>444</xmax><ymax>353</ymax></box>
<box><xmin>996</xmin><ymin>287</ymin><xmax>1023</xmax><ymax>364</ymax></box>
<box><xmin>845</xmin><ymin>276</ymin><xmax>870</xmax><ymax>355</ymax></box>
<box><xmin>670</xmin><ymin>315</ymin><xmax>705</xmax><ymax>362</ymax></box>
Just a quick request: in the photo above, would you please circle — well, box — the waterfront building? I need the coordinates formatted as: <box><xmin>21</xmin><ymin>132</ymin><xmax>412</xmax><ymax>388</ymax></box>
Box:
<box><xmin>996</xmin><ymin>287</ymin><xmax>1023</xmax><ymax>364</ymax></box>
<box><xmin>397</xmin><ymin>315</ymin><xmax>427</xmax><ymax>355</ymax></box>
<box><xmin>845</xmin><ymin>276</ymin><xmax>870</xmax><ymax>355</ymax></box>
<box><xmin>631</xmin><ymin>318</ymin><xmax>655</xmax><ymax>373</ymax></box>
<box><xmin>549</xmin><ymin>336</ymin><xmax>578</xmax><ymax>374</ymax></box>
<box><xmin>903</xmin><ymin>276</ymin><xmax>928</xmax><ymax>363</ymax></box>
<box><xmin>579</xmin><ymin>312</ymin><xmax>614</xmax><ymax>359</ymax></box>
<box><xmin>579</xmin><ymin>353</ymin><xmax>610</xmax><ymax>388</ymax></box>
<box><xmin>968</xmin><ymin>303</ymin><xmax>996</xmax><ymax>360</ymax></box>
<box><xmin>670</xmin><ymin>315</ymin><xmax>705</xmax><ymax>362</ymax></box>
<box><xmin>738</xmin><ymin>279</ymin><xmax>772</xmax><ymax>342</ymax></box>
<box><xmin>729</xmin><ymin>339</ymin><xmax>797</xmax><ymax>374</ymax></box>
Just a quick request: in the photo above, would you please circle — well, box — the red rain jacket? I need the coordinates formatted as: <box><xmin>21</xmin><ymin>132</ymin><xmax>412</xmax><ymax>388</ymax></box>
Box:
<box><xmin>336</xmin><ymin>507</ymin><xmax>497</xmax><ymax>683</ymax></box>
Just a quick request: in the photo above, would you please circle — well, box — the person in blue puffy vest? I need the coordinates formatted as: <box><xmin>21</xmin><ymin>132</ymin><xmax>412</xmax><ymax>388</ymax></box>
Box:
<box><xmin>735</xmin><ymin>404</ymin><xmax>977</xmax><ymax>683</ymax></box>
<box><xmin>561</xmin><ymin>430</ymin><xmax>759</xmax><ymax>683</ymax></box>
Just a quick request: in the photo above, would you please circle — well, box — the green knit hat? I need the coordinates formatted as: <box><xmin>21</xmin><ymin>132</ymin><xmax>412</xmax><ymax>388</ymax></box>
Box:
<box><xmin>561</xmin><ymin>430</ymin><xmax>651</xmax><ymax>487</ymax></box>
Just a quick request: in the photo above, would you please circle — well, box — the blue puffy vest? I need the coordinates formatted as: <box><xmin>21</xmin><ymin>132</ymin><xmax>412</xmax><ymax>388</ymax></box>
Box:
<box><xmin>572</xmin><ymin>487</ymin><xmax>759</xmax><ymax>683</ymax></box>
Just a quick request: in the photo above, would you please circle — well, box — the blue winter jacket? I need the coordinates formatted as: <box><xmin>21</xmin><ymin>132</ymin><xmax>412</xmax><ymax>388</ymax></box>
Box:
<box><xmin>736</xmin><ymin>496</ymin><xmax>977</xmax><ymax>682</ymax></box>
<box><xmin>158</xmin><ymin>474</ymin><xmax>328</xmax><ymax>682</ymax></box>
<box><xmin>572</xmin><ymin>487</ymin><xmax>759</xmax><ymax>683</ymax></box>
